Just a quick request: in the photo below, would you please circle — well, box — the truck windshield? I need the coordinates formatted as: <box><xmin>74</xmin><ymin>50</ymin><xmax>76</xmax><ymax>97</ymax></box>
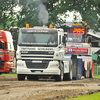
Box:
<box><xmin>67</xmin><ymin>33</ymin><xmax>82</xmax><ymax>43</ymax></box>
<box><xmin>18</xmin><ymin>31</ymin><xmax>58</xmax><ymax>47</ymax></box>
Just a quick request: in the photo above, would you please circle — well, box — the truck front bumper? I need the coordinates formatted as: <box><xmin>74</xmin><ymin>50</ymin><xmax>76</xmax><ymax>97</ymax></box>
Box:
<box><xmin>17</xmin><ymin>60</ymin><xmax>60</xmax><ymax>75</ymax></box>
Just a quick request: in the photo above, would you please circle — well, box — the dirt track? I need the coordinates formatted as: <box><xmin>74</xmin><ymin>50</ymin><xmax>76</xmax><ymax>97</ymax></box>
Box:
<box><xmin>0</xmin><ymin>76</ymin><xmax>100</xmax><ymax>100</ymax></box>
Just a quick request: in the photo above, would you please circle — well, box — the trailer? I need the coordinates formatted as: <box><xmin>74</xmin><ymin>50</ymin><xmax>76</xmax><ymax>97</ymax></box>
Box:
<box><xmin>63</xmin><ymin>23</ymin><xmax>94</xmax><ymax>80</ymax></box>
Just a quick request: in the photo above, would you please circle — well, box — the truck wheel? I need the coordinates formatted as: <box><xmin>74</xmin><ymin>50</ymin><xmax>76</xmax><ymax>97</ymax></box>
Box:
<box><xmin>55</xmin><ymin>63</ymin><xmax>64</xmax><ymax>81</ymax></box>
<box><xmin>89</xmin><ymin>69</ymin><xmax>93</xmax><ymax>78</ymax></box>
<box><xmin>27</xmin><ymin>75</ymin><xmax>38</xmax><ymax>80</ymax></box>
<box><xmin>63</xmin><ymin>60</ymin><xmax>72</xmax><ymax>81</ymax></box>
<box><xmin>27</xmin><ymin>75</ymin><xmax>32</xmax><ymax>80</ymax></box>
<box><xmin>67</xmin><ymin>60</ymin><xmax>73</xmax><ymax>80</ymax></box>
<box><xmin>17</xmin><ymin>74</ymin><xmax>25</xmax><ymax>81</ymax></box>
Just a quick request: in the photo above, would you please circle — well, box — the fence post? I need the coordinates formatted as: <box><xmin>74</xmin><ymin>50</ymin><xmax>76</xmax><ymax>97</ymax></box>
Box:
<box><xmin>94</xmin><ymin>63</ymin><xmax>99</xmax><ymax>77</ymax></box>
<box><xmin>97</xmin><ymin>64</ymin><xmax>98</xmax><ymax>77</ymax></box>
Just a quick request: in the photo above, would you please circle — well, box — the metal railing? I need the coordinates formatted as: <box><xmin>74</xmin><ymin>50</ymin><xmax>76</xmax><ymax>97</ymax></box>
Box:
<box><xmin>94</xmin><ymin>63</ymin><xmax>100</xmax><ymax>76</ymax></box>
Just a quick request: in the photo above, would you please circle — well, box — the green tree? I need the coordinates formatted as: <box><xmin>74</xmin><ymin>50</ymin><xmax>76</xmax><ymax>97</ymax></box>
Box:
<box><xmin>47</xmin><ymin>0</ymin><xmax>99</xmax><ymax>30</ymax></box>
<box><xmin>0</xmin><ymin>0</ymin><xmax>18</xmax><ymax>30</ymax></box>
<box><xmin>0</xmin><ymin>0</ymin><xmax>100</xmax><ymax>31</ymax></box>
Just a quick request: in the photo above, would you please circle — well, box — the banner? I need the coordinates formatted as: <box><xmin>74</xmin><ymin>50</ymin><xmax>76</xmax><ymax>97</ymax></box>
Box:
<box><xmin>65</xmin><ymin>47</ymin><xmax>88</xmax><ymax>55</ymax></box>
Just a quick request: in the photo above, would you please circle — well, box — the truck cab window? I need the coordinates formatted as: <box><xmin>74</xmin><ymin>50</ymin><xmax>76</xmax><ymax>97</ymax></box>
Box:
<box><xmin>18</xmin><ymin>31</ymin><xmax>58</xmax><ymax>47</ymax></box>
<box><xmin>48</xmin><ymin>34</ymin><xmax>57</xmax><ymax>43</ymax></box>
<box><xmin>0</xmin><ymin>42</ymin><xmax>4</xmax><ymax>50</ymax></box>
<box><xmin>5</xmin><ymin>42</ymin><xmax>7</xmax><ymax>50</ymax></box>
<box><xmin>22</xmin><ymin>33</ymin><xmax>36</xmax><ymax>43</ymax></box>
<box><xmin>0</xmin><ymin>42</ymin><xmax>2</xmax><ymax>49</ymax></box>
<box><xmin>67</xmin><ymin>33</ymin><xmax>82</xmax><ymax>43</ymax></box>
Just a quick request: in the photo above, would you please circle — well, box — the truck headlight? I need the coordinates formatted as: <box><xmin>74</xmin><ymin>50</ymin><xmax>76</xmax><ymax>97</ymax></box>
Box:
<box><xmin>50</xmin><ymin>64</ymin><xmax>58</xmax><ymax>67</ymax></box>
<box><xmin>17</xmin><ymin>63</ymin><xmax>24</xmax><ymax>66</ymax></box>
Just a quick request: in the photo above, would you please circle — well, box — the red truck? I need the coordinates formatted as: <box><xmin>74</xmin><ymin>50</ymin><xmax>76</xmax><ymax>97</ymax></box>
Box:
<box><xmin>0</xmin><ymin>30</ymin><xmax>15</xmax><ymax>74</ymax></box>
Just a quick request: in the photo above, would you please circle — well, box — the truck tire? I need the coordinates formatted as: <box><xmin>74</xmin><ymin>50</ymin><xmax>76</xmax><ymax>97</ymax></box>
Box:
<box><xmin>89</xmin><ymin>69</ymin><xmax>93</xmax><ymax>78</ymax></box>
<box><xmin>66</xmin><ymin>60</ymin><xmax>73</xmax><ymax>80</ymax></box>
<box><xmin>27</xmin><ymin>75</ymin><xmax>32</xmax><ymax>80</ymax></box>
<box><xmin>17</xmin><ymin>74</ymin><xmax>25</xmax><ymax>81</ymax></box>
<box><xmin>27</xmin><ymin>75</ymin><xmax>38</xmax><ymax>80</ymax></box>
<box><xmin>85</xmin><ymin>70</ymin><xmax>90</xmax><ymax>78</ymax></box>
<box><xmin>55</xmin><ymin>63</ymin><xmax>64</xmax><ymax>81</ymax></box>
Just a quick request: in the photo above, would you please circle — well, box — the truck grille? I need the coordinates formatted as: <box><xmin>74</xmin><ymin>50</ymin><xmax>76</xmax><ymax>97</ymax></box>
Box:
<box><xmin>21</xmin><ymin>51</ymin><xmax>54</xmax><ymax>59</ymax></box>
<box><xmin>21</xmin><ymin>56</ymin><xmax>53</xmax><ymax>58</ymax></box>
<box><xmin>21</xmin><ymin>51</ymin><xmax>54</xmax><ymax>55</ymax></box>
<box><xmin>25</xmin><ymin>60</ymin><xmax>49</xmax><ymax>69</ymax></box>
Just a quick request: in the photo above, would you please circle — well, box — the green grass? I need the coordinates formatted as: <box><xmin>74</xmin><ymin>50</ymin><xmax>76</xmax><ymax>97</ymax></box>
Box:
<box><xmin>63</xmin><ymin>92</ymin><xmax>100</xmax><ymax>100</ymax></box>
<box><xmin>1</xmin><ymin>73</ymin><xmax>17</xmax><ymax>76</ymax></box>
<box><xmin>1</xmin><ymin>74</ymin><xmax>100</xmax><ymax>78</ymax></box>
<box><xmin>93</xmin><ymin>75</ymin><xmax>100</xmax><ymax>79</ymax></box>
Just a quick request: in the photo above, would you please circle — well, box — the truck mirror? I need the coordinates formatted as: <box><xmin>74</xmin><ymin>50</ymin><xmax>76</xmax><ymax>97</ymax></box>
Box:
<box><xmin>87</xmin><ymin>36</ymin><xmax>91</xmax><ymax>43</ymax></box>
<box><xmin>58</xmin><ymin>44</ymin><xmax>62</xmax><ymax>48</ymax></box>
<box><xmin>13</xmin><ymin>40</ymin><xmax>16</xmax><ymax>44</ymax></box>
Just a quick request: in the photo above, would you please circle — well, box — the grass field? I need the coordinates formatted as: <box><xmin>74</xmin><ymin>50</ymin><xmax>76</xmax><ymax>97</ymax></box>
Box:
<box><xmin>63</xmin><ymin>76</ymin><xmax>100</xmax><ymax>100</ymax></box>
<box><xmin>93</xmin><ymin>76</ymin><xmax>100</xmax><ymax>78</ymax></box>
<box><xmin>63</xmin><ymin>92</ymin><xmax>100</xmax><ymax>100</ymax></box>
<box><xmin>1</xmin><ymin>73</ymin><xmax>17</xmax><ymax>76</ymax></box>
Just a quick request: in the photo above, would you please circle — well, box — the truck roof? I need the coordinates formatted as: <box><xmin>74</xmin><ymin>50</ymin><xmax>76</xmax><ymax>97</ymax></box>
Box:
<box><xmin>19</xmin><ymin>26</ymin><xmax>64</xmax><ymax>33</ymax></box>
<box><xmin>19</xmin><ymin>26</ymin><xmax>58</xmax><ymax>33</ymax></box>
<box><xmin>0</xmin><ymin>30</ymin><xmax>14</xmax><ymax>50</ymax></box>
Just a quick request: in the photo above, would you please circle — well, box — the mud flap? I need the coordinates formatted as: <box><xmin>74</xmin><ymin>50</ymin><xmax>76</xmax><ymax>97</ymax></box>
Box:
<box><xmin>72</xmin><ymin>58</ymin><xmax>82</xmax><ymax>80</ymax></box>
<box><xmin>77</xmin><ymin>59</ymin><xmax>82</xmax><ymax>80</ymax></box>
<box><xmin>72</xmin><ymin>58</ymin><xmax>77</xmax><ymax>79</ymax></box>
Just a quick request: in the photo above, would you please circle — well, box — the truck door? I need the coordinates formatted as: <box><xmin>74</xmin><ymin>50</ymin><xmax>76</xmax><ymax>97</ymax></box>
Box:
<box><xmin>8</xmin><ymin>42</ymin><xmax>14</xmax><ymax>62</ymax></box>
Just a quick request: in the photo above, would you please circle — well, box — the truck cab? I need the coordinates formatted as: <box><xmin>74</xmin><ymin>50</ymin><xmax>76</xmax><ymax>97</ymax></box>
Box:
<box><xmin>16</xmin><ymin>25</ymin><xmax>66</xmax><ymax>81</ymax></box>
<box><xmin>0</xmin><ymin>30</ymin><xmax>15</xmax><ymax>74</ymax></box>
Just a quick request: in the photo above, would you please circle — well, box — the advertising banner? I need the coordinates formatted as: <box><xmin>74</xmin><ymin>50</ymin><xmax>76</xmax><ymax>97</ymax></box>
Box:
<box><xmin>65</xmin><ymin>47</ymin><xmax>88</xmax><ymax>55</ymax></box>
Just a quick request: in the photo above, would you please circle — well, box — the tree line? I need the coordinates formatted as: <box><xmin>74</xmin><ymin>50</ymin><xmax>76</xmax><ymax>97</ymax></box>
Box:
<box><xmin>0</xmin><ymin>0</ymin><xmax>100</xmax><ymax>32</ymax></box>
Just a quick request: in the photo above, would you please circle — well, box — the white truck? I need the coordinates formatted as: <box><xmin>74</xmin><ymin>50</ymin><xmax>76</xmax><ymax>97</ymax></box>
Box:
<box><xmin>16</xmin><ymin>25</ymin><xmax>71</xmax><ymax>81</ymax></box>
